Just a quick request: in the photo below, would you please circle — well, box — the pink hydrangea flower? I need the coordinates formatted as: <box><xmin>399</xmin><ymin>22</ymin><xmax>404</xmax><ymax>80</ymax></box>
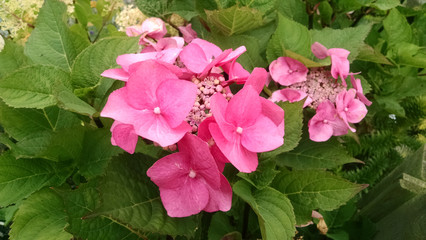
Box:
<box><xmin>126</xmin><ymin>18</ymin><xmax>167</xmax><ymax>46</ymax></box>
<box><xmin>141</xmin><ymin>37</ymin><xmax>185</xmax><ymax>53</ymax></box>
<box><xmin>110</xmin><ymin>121</ymin><xmax>138</xmax><ymax>154</ymax></box>
<box><xmin>147</xmin><ymin>133</ymin><xmax>232</xmax><ymax>217</ymax></box>
<box><xmin>308</xmin><ymin>100</ymin><xmax>348</xmax><ymax>142</ymax></box>
<box><xmin>179</xmin><ymin>38</ymin><xmax>246</xmax><ymax>77</ymax></box>
<box><xmin>101</xmin><ymin>60</ymin><xmax>197</xmax><ymax>147</ymax></box>
<box><xmin>311</xmin><ymin>42</ymin><xmax>350</xmax><ymax>85</ymax></box>
<box><xmin>350</xmin><ymin>75</ymin><xmax>372</xmax><ymax>106</ymax></box>
<box><xmin>209</xmin><ymin>83</ymin><xmax>284</xmax><ymax>173</ymax></box>
<box><xmin>335</xmin><ymin>89</ymin><xmax>368</xmax><ymax>132</ymax></box>
<box><xmin>222</xmin><ymin>60</ymin><xmax>250</xmax><ymax>84</ymax></box>
<box><xmin>101</xmin><ymin>49</ymin><xmax>182</xmax><ymax>81</ymax></box>
<box><xmin>269</xmin><ymin>57</ymin><xmax>308</xmax><ymax>86</ymax></box>
<box><xmin>178</xmin><ymin>24</ymin><xmax>197</xmax><ymax>43</ymax></box>
<box><xmin>270</xmin><ymin>88</ymin><xmax>312</xmax><ymax>108</ymax></box>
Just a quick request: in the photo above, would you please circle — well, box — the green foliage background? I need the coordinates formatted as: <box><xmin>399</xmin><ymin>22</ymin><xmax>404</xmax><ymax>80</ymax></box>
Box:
<box><xmin>0</xmin><ymin>0</ymin><xmax>425</xmax><ymax>239</ymax></box>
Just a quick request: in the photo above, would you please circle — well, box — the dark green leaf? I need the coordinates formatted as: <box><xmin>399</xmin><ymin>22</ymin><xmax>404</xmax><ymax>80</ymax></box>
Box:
<box><xmin>276</xmin><ymin>0</ymin><xmax>308</xmax><ymax>26</ymax></box>
<box><xmin>93</xmin><ymin>153</ymin><xmax>199</xmax><ymax>237</ymax></box>
<box><xmin>272</xmin><ymin>170</ymin><xmax>366</xmax><ymax>225</ymax></box>
<box><xmin>237</xmin><ymin>160</ymin><xmax>279</xmax><ymax>189</ymax></box>
<box><xmin>233</xmin><ymin>180</ymin><xmax>296</xmax><ymax>240</ymax></box>
<box><xmin>266</xmin><ymin>14</ymin><xmax>312</xmax><ymax>63</ymax></box>
<box><xmin>9</xmin><ymin>188</ymin><xmax>72</xmax><ymax>240</ymax></box>
<box><xmin>208</xmin><ymin>212</ymin><xmax>240</xmax><ymax>240</ymax></box>
<box><xmin>24</xmin><ymin>0</ymin><xmax>90</xmax><ymax>72</ymax></box>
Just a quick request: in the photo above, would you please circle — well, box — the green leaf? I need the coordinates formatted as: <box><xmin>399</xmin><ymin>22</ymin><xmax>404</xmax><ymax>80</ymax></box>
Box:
<box><xmin>272</xmin><ymin>170</ymin><xmax>366</xmax><ymax>225</ymax></box>
<box><xmin>93</xmin><ymin>153</ymin><xmax>199</xmax><ymax>237</ymax></box>
<box><xmin>206</xmin><ymin>6</ymin><xmax>264</xmax><ymax>36</ymax></box>
<box><xmin>9</xmin><ymin>188</ymin><xmax>72</xmax><ymax>240</ymax></box>
<box><xmin>310</xmin><ymin>24</ymin><xmax>372</xmax><ymax>61</ymax></box>
<box><xmin>318</xmin><ymin>1</ymin><xmax>333</xmax><ymax>25</ymax></box>
<box><xmin>371</xmin><ymin>0</ymin><xmax>401</xmax><ymax>10</ymax></box>
<box><xmin>55</xmin><ymin>180</ymin><xmax>142</xmax><ymax>240</ymax></box>
<box><xmin>78</xmin><ymin>129</ymin><xmax>123</xmax><ymax>179</ymax></box>
<box><xmin>0</xmin><ymin>102</ymin><xmax>80</xmax><ymax>141</ymax></box>
<box><xmin>0</xmin><ymin>152</ymin><xmax>73</xmax><ymax>207</ymax></box>
<box><xmin>0</xmin><ymin>40</ymin><xmax>30</xmax><ymax>78</ymax></box>
<box><xmin>266</xmin><ymin>14</ymin><xmax>312</xmax><ymax>63</ymax></box>
<box><xmin>238</xmin><ymin>160</ymin><xmax>279</xmax><ymax>189</ymax></box>
<box><xmin>0</xmin><ymin>65</ymin><xmax>70</xmax><ymax>109</ymax></box>
<box><xmin>387</xmin><ymin>42</ymin><xmax>426</xmax><ymax>68</ymax></box>
<box><xmin>208</xmin><ymin>212</ymin><xmax>240</xmax><ymax>240</ymax></box>
<box><xmin>0</xmin><ymin>65</ymin><xmax>96</xmax><ymax>116</ymax></box>
<box><xmin>356</xmin><ymin>44</ymin><xmax>393</xmax><ymax>65</ymax></box>
<box><xmin>135</xmin><ymin>0</ymin><xmax>171</xmax><ymax>17</ymax></box>
<box><xmin>276</xmin><ymin>0</ymin><xmax>308</xmax><ymax>26</ymax></box>
<box><xmin>275</xmin><ymin>137</ymin><xmax>362</xmax><ymax>169</ymax></box>
<box><xmin>24</xmin><ymin>0</ymin><xmax>90</xmax><ymax>72</ymax></box>
<box><xmin>0</xmin><ymin>203</ymin><xmax>20</xmax><ymax>225</ymax></box>
<box><xmin>383</xmin><ymin>8</ymin><xmax>412</xmax><ymax>46</ymax></box>
<box><xmin>233</xmin><ymin>180</ymin><xmax>296</xmax><ymax>240</ymax></box>
<box><xmin>74</xmin><ymin>0</ymin><xmax>92</xmax><ymax>27</ymax></box>
<box><xmin>169</xmin><ymin>0</ymin><xmax>198</xmax><ymax>20</ymax></box>
<box><xmin>375</xmin><ymin>96</ymin><xmax>406</xmax><ymax>117</ymax></box>
<box><xmin>71</xmin><ymin>37</ymin><xmax>139</xmax><ymax>90</ymax></box>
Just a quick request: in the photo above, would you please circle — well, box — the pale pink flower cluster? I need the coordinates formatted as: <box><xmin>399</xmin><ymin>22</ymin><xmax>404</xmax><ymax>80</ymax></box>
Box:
<box><xmin>269</xmin><ymin>42</ymin><xmax>372</xmax><ymax>142</ymax></box>
<box><xmin>100</xmin><ymin>18</ymin><xmax>284</xmax><ymax>217</ymax></box>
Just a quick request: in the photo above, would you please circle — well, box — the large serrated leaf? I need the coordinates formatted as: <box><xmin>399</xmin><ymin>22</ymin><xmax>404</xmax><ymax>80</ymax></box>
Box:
<box><xmin>233</xmin><ymin>180</ymin><xmax>296</xmax><ymax>240</ymax></box>
<box><xmin>0</xmin><ymin>153</ymin><xmax>73</xmax><ymax>207</ymax></box>
<box><xmin>261</xmin><ymin>100</ymin><xmax>304</xmax><ymax>159</ymax></box>
<box><xmin>206</xmin><ymin>6</ymin><xmax>263</xmax><ymax>36</ymax></box>
<box><xmin>9</xmin><ymin>188</ymin><xmax>72</xmax><ymax>240</ymax></box>
<box><xmin>93</xmin><ymin>154</ymin><xmax>199</xmax><ymax>237</ymax></box>
<box><xmin>0</xmin><ymin>40</ymin><xmax>31</xmax><ymax>78</ymax></box>
<box><xmin>71</xmin><ymin>37</ymin><xmax>139</xmax><ymax>90</ymax></box>
<box><xmin>55</xmin><ymin>180</ymin><xmax>143</xmax><ymax>240</ymax></box>
<box><xmin>78</xmin><ymin>129</ymin><xmax>123</xmax><ymax>179</ymax></box>
<box><xmin>24</xmin><ymin>0</ymin><xmax>89</xmax><ymax>72</ymax></box>
<box><xmin>272</xmin><ymin>170</ymin><xmax>366</xmax><ymax>224</ymax></box>
<box><xmin>266</xmin><ymin>14</ymin><xmax>312</xmax><ymax>63</ymax></box>
<box><xmin>383</xmin><ymin>8</ymin><xmax>412</xmax><ymax>47</ymax></box>
<box><xmin>276</xmin><ymin>137</ymin><xmax>362</xmax><ymax>170</ymax></box>
<box><xmin>310</xmin><ymin>24</ymin><xmax>372</xmax><ymax>61</ymax></box>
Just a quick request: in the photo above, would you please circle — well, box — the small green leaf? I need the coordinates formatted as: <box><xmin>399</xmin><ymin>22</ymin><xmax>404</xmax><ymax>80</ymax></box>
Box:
<box><xmin>0</xmin><ymin>40</ymin><xmax>30</xmax><ymax>78</ymax></box>
<box><xmin>9</xmin><ymin>188</ymin><xmax>72</xmax><ymax>240</ymax></box>
<box><xmin>24</xmin><ymin>0</ymin><xmax>90</xmax><ymax>72</ymax></box>
<box><xmin>78</xmin><ymin>129</ymin><xmax>123</xmax><ymax>179</ymax></box>
<box><xmin>238</xmin><ymin>160</ymin><xmax>279</xmax><ymax>189</ymax></box>
<box><xmin>206</xmin><ymin>6</ymin><xmax>264</xmax><ymax>36</ymax></box>
<box><xmin>233</xmin><ymin>180</ymin><xmax>296</xmax><ymax>240</ymax></box>
<box><xmin>272</xmin><ymin>170</ymin><xmax>366</xmax><ymax>225</ymax></box>
<box><xmin>71</xmin><ymin>37</ymin><xmax>139</xmax><ymax>90</ymax></box>
<box><xmin>372</xmin><ymin>0</ymin><xmax>400</xmax><ymax>10</ymax></box>
<box><xmin>266</xmin><ymin>14</ymin><xmax>312</xmax><ymax>63</ymax></box>
<box><xmin>276</xmin><ymin>137</ymin><xmax>362</xmax><ymax>170</ymax></box>
<box><xmin>356</xmin><ymin>44</ymin><xmax>393</xmax><ymax>65</ymax></box>
<box><xmin>54</xmin><ymin>83</ymin><xmax>97</xmax><ymax>116</ymax></box>
<box><xmin>310</xmin><ymin>24</ymin><xmax>372</xmax><ymax>61</ymax></box>
<box><xmin>93</xmin><ymin>153</ymin><xmax>199</xmax><ymax>237</ymax></box>
<box><xmin>0</xmin><ymin>153</ymin><xmax>73</xmax><ymax>207</ymax></box>
<box><xmin>261</xmin><ymin>100</ymin><xmax>304</xmax><ymax>159</ymax></box>
<box><xmin>383</xmin><ymin>8</ymin><xmax>412</xmax><ymax>46</ymax></box>
<box><xmin>276</xmin><ymin>0</ymin><xmax>308</xmax><ymax>26</ymax></box>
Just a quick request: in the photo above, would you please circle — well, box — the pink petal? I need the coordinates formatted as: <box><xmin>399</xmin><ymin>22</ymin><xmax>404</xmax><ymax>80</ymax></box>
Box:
<box><xmin>116</xmin><ymin>52</ymin><xmax>159</xmax><ymax>72</ymax></box>
<box><xmin>328</xmin><ymin>48</ymin><xmax>350</xmax><ymax>59</ymax></box>
<box><xmin>199</xmin><ymin>49</ymin><xmax>232</xmax><ymax>77</ymax></box>
<box><xmin>179</xmin><ymin>42</ymin><xmax>210</xmax><ymax>74</ymax></box>
<box><xmin>350</xmin><ymin>76</ymin><xmax>372</xmax><ymax>106</ymax></box>
<box><xmin>126</xmin><ymin>60</ymin><xmax>178</xmax><ymax>110</ymax></box>
<box><xmin>141</xmin><ymin>17</ymin><xmax>167</xmax><ymax>39</ymax></box>
<box><xmin>244</xmin><ymin>68</ymin><xmax>268</xmax><ymax>94</ymax></box>
<box><xmin>225</xmin><ymin>86</ymin><xmax>262</xmax><ymax>127</ymax></box>
<box><xmin>178</xmin><ymin>24</ymin><xmax>197</xmax><ymax>43</ymax></box>
<box><xmin>308</xmin><ymin>115</ymin><xmax>334</xmax><ymax>142</ymax></box>
<box><xmin>203</xmin><ymin>174</ymin><xmax>232</xmax><ymax>212</ymax></box>
<box><xmin>135</xmin><ymin>114</ymin><xmax>191</xmax><ymax>147</ymax></box>
<box><xmin>346</xmin><ymin>98</ymin><xmax>368</xmax><ymax>123</ymax></box>
<box><xmin>241</xmin><ymin>115</ymin><xmax>284</xmax><ymax>152</ymax></box>
<box><xmin>157</xmin><ymin>80</ymin><xmax>197</xmax><ymax>128</ymax></box>
<box><xmin>219</xmin><ymin>46</ymin><xmax>246</xmax><ymax>65</ymax></box>
<box><xmin>269</xmin><ymin>57</ymin><xmax>308</xmax><ymax>86</ymax></box>
<box><xmin>311</xmin><ymin>42</ymin><xmax>329</xmax><ymax>59</ymax></box>
<box><xmin>222</xmin><ymin>60</ymin><xmax>250</xmax><ymax>82</ymax></box>
<box><xmin>260</xmin><ymin>98</ymin><xmax>285</xmax><ymax>128</ymax></box>
<box><xmin>177</xmin><ymin>133</ymin><xmax>221</xmax><ymax>188</ymax></box>
<box><xmin>270</xmin><ymin>89</ymin><xmax>308</xmax><ymax>104</ymax></box>
<box><xmin>126</xmin><ymin>25</ymin><xmax>143</xmax><ymax>37</ymax></box>
<box><xmin>210</xmin><ymin>123</ymin><xmax>258</xmax><ymax>173</ymax></box>
<box><xmin>330</xmin><ymin>55</ymin><xmax>350</xmax><ymax>83</ymax></box>
<box><xmin>160</xmin><ymin>178</ymin><xmax>209</xmax><ymax>217</ymax></box>
<box><xmin>101</xmin><ymin>68</ymin><xmax>129</xmax><ymax>81</ymax></box>
<box><xmin>210</xmin><ymin>93</ymin><xmax>236</xmax><ymax>141</ymax></box>
<box><xmin>110</xmin><ymin>122</ymin><xmax>138</xmax><ymax>154</ymax></box>
<box><xmin>191</xmin><ymin>38</ymin><xmax>222</xmax><ymax>60</ymax></box>
<box><xmin>147</xmin><ymin>152</ymin><xmax>190</xmax><ymax>189</ymax></box>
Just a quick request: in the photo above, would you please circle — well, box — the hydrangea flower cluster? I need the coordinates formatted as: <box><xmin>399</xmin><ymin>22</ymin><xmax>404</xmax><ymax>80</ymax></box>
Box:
<box><xmin>269</xmin><ymin>42</ymin><xmax>372</xmax><ymax>142</ymax></box>
<box><xmin>101</xmin><ymin>18</ymin><xmax>284</xmax><ymax>217</ymax></box>
<box><xmin>101</xmin><ymin>18</ymin><xmax>371</xmax><ymax>218</ymax></box>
